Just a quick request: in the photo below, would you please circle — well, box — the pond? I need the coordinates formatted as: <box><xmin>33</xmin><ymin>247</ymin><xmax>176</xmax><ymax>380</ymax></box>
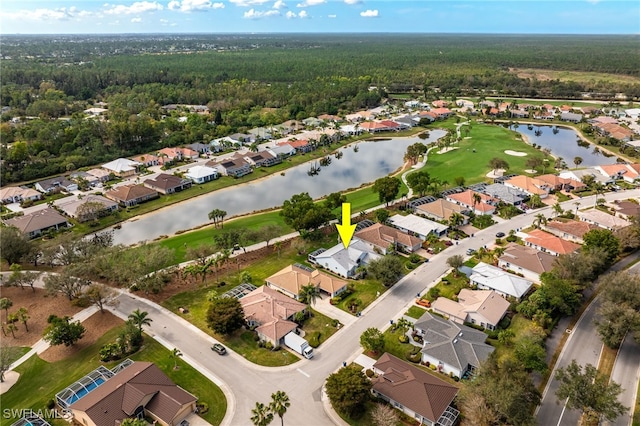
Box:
<box><xmin>112</xmin><ymin>130</ymin><xmax>446</xmax><ymax>246</ymax></box>
<box><xmin>511</xmin><ymin>124</ymin><xmax>619</xmax><ymax>168</ymax></box>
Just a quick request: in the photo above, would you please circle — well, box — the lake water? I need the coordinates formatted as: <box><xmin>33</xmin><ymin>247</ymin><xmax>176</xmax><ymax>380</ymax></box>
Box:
<box><xmin>511</xmin><ymin>124</ymin><xmax>619</xmax><ymax>168</ymax></box>
<box><xmin>112</xmin><ymin>130</ymin><xmax>446</xmax><ymax>246</ymax></box>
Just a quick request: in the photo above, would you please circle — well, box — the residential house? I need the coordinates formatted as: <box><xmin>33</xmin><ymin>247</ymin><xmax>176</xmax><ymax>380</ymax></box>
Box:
<box><xmin>534</xmin><ymin>111</ymin><xmax>555</xmax><ymax>120</ymax></box>
<box><xmin>432</xmin><ymin>100</ymin><xmax>449</xmax><ymax>108</ymax></box>
<box><xmin>185</xmin><ymin>165</ymin><xmax>218</xmax><ymax>184</ymax></box>
<box><xmin>229</xmin><ymin>132</ymin><xmax>257</xmax><ymax>144</ymax></box>
<box><xmin>446</xmin><ymin>190</ymin><xmax>497</xmax><ymax>215</ymax></box>
<box><xmin>268</xmin><ymin>144</ymin><xmax>297</xmax><ymax>158</ymax></box>
<box><xmin>542</xmin><ymin>219</ymin><xmax>598</xmax><ymax>243</ymax></box>
<box><xmin>0</xmin><ymin>187</ymin><xmax>42</xmax><ymax>204</ymax></box>
<box><xmin>102</xmin><ymin>158</ymin><xmax>140</xmax><ymax>178</ymax></box>
<box><xmin>359</xmin><ymin>121</ymin><xmax>390</xmax><ymax>133</ymax></box>
<box><xmin>354</xmin><ymin>223</ymin><xmax>422</xmax><ymax>254</ymax></box>
<box><xmin>414</xmin><ymin>312</ymin><xmax>495</xmax><ymax>377</ymax></box>
<box><xmin>157</xmin><ymin>147</ymin><xmax>183</xmax><ymax>164</ymax></box>
<box><xmin>240</xmin><ymin>286</ymin><xmax>307</xmax><ymax>347</ymax></box>
<box><xmin>431</xmin><ymin>289</ymin><xmax>510</xmax><ymax>330</ymax></box>
<box><xmin>558</xmin><ymin>168</ymin><xmax>612</xmax><ymax>185</ymax></box>
<box><xmin>68</xmin><ymin>362</ymin><xmax>197</xmax><ymax>426</ymax></box>
<box><xmin>83</xmin><ymin>107</ymin><xmax>108</xmax><ymax>116</ymax></box>
<box><xmin>129</xmin><ymin>154</ymin><xmax>159</xmax><ymax>167</ymax></box>
<box><xmin>394</xmin><ymin>115</ymin><xmax>420</xmax><ymax>128</ymax></box>
<box><xmin>187</xmin><ymin>142</ymin><xmax>211</xmax><ymax>154</ymax></box>
<box><xmin>497</xmin><ymin>243</ymin><xmax>556</xmax><ymax>283</ymax></box>
<box><xmin>560</xmin><ymin>112</ymin><xmax>583</xmax><ymax>123</ymax></box>
<box><xmin>35</xmin><ymin>177</ymin><xmax>78</xmax><ymax>194</ymax></box>
<box><xmin>85</xmin><ymin>168</ymin><xmax>111</xmax><ymax>183</ymax></box>
<box><xmin>455</xmin><ymin>99</ymin><xmax>474</xmax><ymax>109</ymax></box>
<box><xmin>510</xmin><ymin>109</ymin><xmax>529</xmax><ymax>118</ymax></box>
<box><xmin>4</xmin><ymin>208</ymin><xmax>71</xmax><ymax>239</ymax></box>
<box><xmin>503</xmin><ymin>175</ymin><xmax>550</xmax><ymax>198</ymax></box>
<box><xmin>286</xmin><ymin>139</ymin><xmax>315</xmax><ymax>153</ymax></box>
<box><xmin>595</xmin><ymin>163</ymin><xmax>640</xmax><ymax>183</ymax></box>
<box><xmin>318</xmin><ymin>114</ymin><xmax>341</xmax><ymax>122</ymax></box>
<box><xmin>243</xmin><ymin>150</ymin><xmax>282</xmax><ymax>167</ymax></box>
<box><xmin>430</xmin><ymin>107</ymin><xmax>454</xmax><ymax>119</ymax></box>
<box><xmin>179</xmin><ymin>147</ymin><xmax>200</xmax><ymax>160</ymax></box>
<box><xmin>378</xmin><ymin>120</ymin><xmax>404</xmax><ymax>131</ymax></box>
<box><xmin>415</xmin><ymin>198</ymin><xmax>469</xmax><ymax>223</ymax></box>
<box><xmin>577</xmin><ymin>209</ymin><xmax>630</xmax><ymax>230</ymax></box>
<box><xmin>276</xmin><ymin>120</ymin><xmax>304</xmax><ymax>134</ymax></box>
<box><xmin>612</xmin><ymin>200</ymin><xmax>640</xmax><ymax>220</ymax></box>
<box><xmin>302</xmin><ymin>117</ymin><xmax>323</xmax><ymax>128</ymax></box>
<box><xmin>105</xmin><ymin>185</ymin><xmax>159</xmax><ymax>207</ymax></box>
<box><xmin>536</xmin><ymin>174</ymin><xmax>586</xmax><ymax>193</ymax></box>
<box><xmin>310</xmin><ymin>239</ymin><xmax>381</xmax><ymax>279</ymax></box>
<box><xmin>57</xmin><ymin>195</ymin><xmax>118</xmax><ymax>222</ymax></box>
<box><xmin>417</xmin><ymin>111</ymin><xmax>437</xmax><ymax>122</ymax></box>
<box><xmin>480</xmin><ymin>183</ymin><xmax>528</xmax><ymax>206</ymax></box>
<box><xmin>387</xmin><ymin>214</ymin><xmax>449</xmax><ymax>239</ymax></box>
<box><xmin>592</xmin><ymin>122</ymin><xmax>635</xmax><ymax>142</ymax></box>
<box><xmin>468</xmin><ymin>262</ymin><xmax>533</xmax><ymax>301</ymax></box>
<box><xmin>524</xmin><ymin>229</ymin><xmax>581</xmax><ymax>256</ymax></box>
<box><xmin>625</xmin><ymin>108</ymin><xmax>640</xmax><ymax>120</ymax></box>
<box><xmin>144</xmin><ymin>173</ymin><xmax>192</xmax><ymax>195</ymax></box>
<box><xmin>207</xmin><ymin>154</ymin><xmax>252</xmax><ymax>178</ymax></box>
<box><xmin>265</xmin><ymin>264</ymin><xmax>348</xmax><ymax>299</ymax></box>
<box><xmin>371</xmin><ymin>353</ymin><xmax>459</xmax><ymax>426</ymax></box>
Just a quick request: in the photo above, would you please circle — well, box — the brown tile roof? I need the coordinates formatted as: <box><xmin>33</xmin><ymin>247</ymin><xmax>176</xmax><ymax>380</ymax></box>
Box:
<box><xmin>416</xmin><ymin>199</ymin><xmax>466</xmax><ymax>221</ymax></box>
<box><xmin>240</xmin><ymin>286</ymin><xmax>305</xmax><ymax>342</ymax></box>
<box><xmin>355</xmin><ymin>223</ymin><xmax>422</xmax><ymax>251</ymax></box>
<box><xmin>504</xmin><ymin>175</ymin><xmax>549</xmax><ymax>195</ymax></box>
<box><xmin>105</xmin><ymin>184</ymin><xmax>159</xmax><ymax>203</ymax></box>
<box><xmin>266</xmin><ymin>264</ymin><xmax>347</xmax><ymax>296</ymax></box>
<box><xmin>279</xmin><ymin>139</ymin><xmax>309</xmax><ymax>148</ymax></box>
<box><xmin>525</xmin><ymin>229</ymin><xmax>581</xmax><ymax>255</ymax></box>
<box><xmin>144</xmin><ymin>173</ymin><xmax>190</xmax><ymax>191</ymax></box>
<box><xmin>372</xmin><ymin>353</ymin><xmax>458</xmax><ymax>423</ymax></box>
<box><xmin>433</xmin><ymin>289</ymin><xmax>510</xmax><ymax>326</ymax></box>
<box><xmin>536</xmin><ymin>174</ymin><xmax>586</xmax><ymax>190</ymax></box>
<box><xmin>544</xmin><ymin>219</ymin><xmax>598</xmax><ymax>239</ymax></box>
<box><xmin>70</xmin><ymin>362</ymin><xmax>196</xmax><ymax>426</ymax></box>
<box><xmin>613</xmin><ymin>200</ymin><xmax>640</xmax><ymax>218</ymax></box>
<box><xmin>499</xmin><ymin>242</ymin><xmax>556</xmax><ymax>275</ymax></box>
<box><xmin>4</xmin><ymin>208</ymin><xmax>69</xmax><ymax>234</ymax></box>
<box><xmin>431</xmin><ymin>107</ymin><xmax>453</xmax><ymax>116</ymax></box>
<box><xmin>447</xmin><ymin>190</ymin><xmax>496</xmax><ymax>213</ymax></box>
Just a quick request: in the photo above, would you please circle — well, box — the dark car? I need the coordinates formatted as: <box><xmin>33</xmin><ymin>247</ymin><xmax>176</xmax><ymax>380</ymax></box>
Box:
<box><xmin>496</xmin><ymin>232</ymin><xmax>506</xmax><ymax>238</ymax></box>
<box><xmin>211</xmin><ymin>343</ymin><xmax>226</xmax><ymax>355</ymax></box>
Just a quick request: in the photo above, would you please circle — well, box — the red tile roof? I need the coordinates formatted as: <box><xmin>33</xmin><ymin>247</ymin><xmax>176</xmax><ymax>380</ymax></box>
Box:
<box><xmin>525</xmin><ymin>229</ymin><xmax>581</xmax><ymax>255</ymax></box>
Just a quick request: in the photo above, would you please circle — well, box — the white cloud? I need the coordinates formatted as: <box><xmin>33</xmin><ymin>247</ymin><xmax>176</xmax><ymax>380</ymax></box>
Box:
<box><xmin>298</xmin><ymin>10</ymin><xmax>308</xmax><ymax>18</ymax></box>
<box><xmin>230</xmin><ymin>0</ymin><xmax>271</xmax><ymax>6</ymax></box>
<box><xmin>360</xmin><ymin>9</ymin><xmax>378</xmax><ymax>17</ymax></box>
<box><xmin>327</xmin><ymin>13</ymin><xmax>336</xmax><ymax>18</ymax></box>
<box><xmin>243</xmin><ymin>8</ymin><xmax>280</xmax><ymax>18</ymax></box>
<box><xmin>273</xmin><ymin>0</ymin><xmax>287</xmax><ymax>10</ymax></box>
<box><xmin>168</xmin><ymin>0</ymin><xmax>224</xmax><ymax>12</ymax></box>
<box><xmin>104</xmin><ymin>1</ymin><xmax>163</xmax><ymax>15</ymax></box>
<box><xmin>160</xmin><ymin>18</ymin><xmax>169</xmax><ymax>22</ymax></box>
<box><xmin>131</xmin><ymin>17</ymin><xmax>142</xmax><ymax>22</ymax></box>
<box><xmin>2</xmin><ymin>6</ymin><xmax>99</xmax><ymax>22</ymax></box>
<box><xmin>286</xmin><ymin>10</ymin><xmax>296</xmax><ymax>18</ymax></box>
<box><xmin>344</xmin><ymin>0</ymin><xmax>361</xmax><ymax>4</ymax></box>
<box><xmin>296</xmin><ymin>0</ymin><xmax>325</xmax><ymax>7</ymax></box>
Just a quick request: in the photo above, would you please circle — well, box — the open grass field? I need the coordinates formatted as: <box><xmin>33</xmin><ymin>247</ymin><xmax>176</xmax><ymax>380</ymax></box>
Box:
<box><xmin>423</xmin><ymin>122</ymin><xmax>547</xmax><ymax>185</ymax></box>
<box><xmin>2</xmin><ymin>329</ymin><xmax>226</xmax><ymax>426</ymax></box>
<box><xmin>510</xmin><ymin>68</ymin><xmax>640</xmax><ymax>86</ymax></box>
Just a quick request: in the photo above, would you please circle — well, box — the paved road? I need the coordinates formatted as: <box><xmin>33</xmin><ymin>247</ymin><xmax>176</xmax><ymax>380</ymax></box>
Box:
<box><xmin>604</xmin><ymin>334</ymin><xmax>640</xmax><ymax>426</ymax></box>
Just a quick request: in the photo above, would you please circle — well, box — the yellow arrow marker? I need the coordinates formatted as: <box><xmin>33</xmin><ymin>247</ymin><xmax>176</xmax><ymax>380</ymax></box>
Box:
<box><xmin>336</xmin><ymin>203</ymin><xmax>357</xmax><ymax>249</ymax></box>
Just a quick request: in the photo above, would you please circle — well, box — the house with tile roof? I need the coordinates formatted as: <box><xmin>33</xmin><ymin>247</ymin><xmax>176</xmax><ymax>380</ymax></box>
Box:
<box><xmin>612</xmin><ymin>200</ymin><xmax>640</xmax><ymax>220</ymax></box>
<box><xmin>354</xmin><ymin>223</ymin><xmax>422</xmax><ymax>254</ymax></box>
<box><xmin>240</xmin><ymin>286</ymin><xmax>307</xmax><ymax>347</ymax></box>
<box><xmin>595</xmin><ymin>164</ymin><xmax>640</xmax><ymax>183</ymax></box>
<box><xmin>371</xmin><ymin>353</ymin><xmax>459</xmax><ymax>426</ymax></box>
<box><xmin>542</xmin><ymin>219</ymin><xmax>598</xmax><ymax>243</ymax></box>
<box><xmin>577</xmin><ymin>209</ymin><xmax>630</xmax><ymax>230</ymax></box>
<box><xmin>503</xmin><ymin>175</ymin><xmax>550</xmax><ymax>198</ymax></box>
<box><xmin>431</xmin><ymin>107</ymin><xmax>454</xmax><ymax>118</ymax></box>
<box><xmin>243</xmin><ymin>150</ymin><xmax>282</xmax><ymax>167</ymax></box>
<box><xmin>536</xmin><ymin>174</ymin><xmax>586</xmax><ymax>193</ymax></box>
<box><xmin>468</xmin><ymin>262</ymin><xmax>533</xmax><ymax>301</ymax></box>
<box><xmin>359</xmin><ymin>121</ymin><xmax>390</xmax><ymax>133</ymax></box>
<box><xmin>480</xmin><ymin>183</ymin><xmax>528</xmax><ymax>206</ymax></box>
<box><xmin>415</xmin><ymin>198</ymin><xmax>469</xmax><ymax>223</ymax></box>
<box><xmin>414</xmin><ymin>312</ymin><xmax>495</xmax><ymax>378</ymax></box>
<box><xmin>68</xmin><ymin>362</ymin><xmax>197</xmax><ymax>426</ymax></box>
<box><xmin>57</xmin><ymin>195</ymin><xmax>118</xmax><ymax>222</ymax></box>
<box><xmin>185</xmin><ymin>165</ymin><xmax>218</xmax><ymax>184</ymax></box>
<box><xmin>497</xmin><ymin>243</ymin><xmax>556</xmax><ymax>283</ymax></box>
<box><xmin>445</xmin><ymin>190</ymin><xmax>497</xmax><ymax>215</ymax></box>
<box><xmin>35</xmin><ymin>176</ymin><xmax>78</xmax><ymax>194</ymax></box>
<box><xmin>102</xmin><ymin>158</ymin><xmax>140</xmax><ymax>177</ymax></box>
<box><xmin>4</xmin><ymin>208</ymin><xmax>71</xmax><ymax>239</ymax></box>
<box><xmin>206</xmin><ymin>154</ymin><xmax>252</xmax><ymax>178</ymax></box>
<box><xmin>105</xmin><ymin>184</ymin><xmax>159</xmax><ymax>207</ymax></box>
<box><xmin>278</xmin><ymin>139</ymin><xmax>314</xmax><ymax>153</ymax></box>
<box><xmin>85</xmin><ymin>168</ymin><xmax>111</xmax><ymax>183</ymax></box>
<box><xmin>431</xmin><ymin>289</ymin><xmax>510</xmax><ymax>330</ymax></box>
<box><xmin>310</xmin><ymin>239</ymin><xmax>381</xmax><ymax>279</ymax></box>
<box><xmin>144</xmin><ymin>173</ymin><xmax>192</xmax><ymax>195</ymax></box>
<box><xmin>524</xmin><ymin>229</ymin><xmax>581</xmax><ymax>256</ymax></box>
<box><xmin>387</xmin><ymin>214</ymin><xmax>449</xmax><ymax>239</ymax></box>
<box><xmin>559</xmin><ymin>168</ymin><xmax>613</xmax><ymax>185</ymax></box>
<box><xmin>266</xmin><ymin>264</ymin><xmax>348</xmax><ymax>299</ymax></box>
<box><xmin>130</xmin><ymin>154</ymin><xmax>160</xmax><ymax>167</ymax></box>
<box><xmin>592</xmin><ymin>122</ymin><xmax>635</xmax><ymax>142</ymax></box>
<box><xmin>0</xmin><ymin>186</ymin><xmax>42</xmax><ymax>204</ymax></box>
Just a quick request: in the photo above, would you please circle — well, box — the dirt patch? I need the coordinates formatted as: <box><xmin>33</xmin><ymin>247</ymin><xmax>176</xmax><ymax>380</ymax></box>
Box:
<box><xmin>0</xmin><ymin>287</ymin><xmax>82</xmax><ymax>347</ymax></box>
<box><xmin>40</xmin><ymin>311</ymin><xmax>123</xmax><ymax>363</ymax></box>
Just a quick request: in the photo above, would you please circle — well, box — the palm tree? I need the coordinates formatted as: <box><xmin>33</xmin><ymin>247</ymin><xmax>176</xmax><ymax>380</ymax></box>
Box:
<box><xmin>273</xmin><ymin>241</ymin><xmax>283</xmax><ymax>257</ymax></box>
<box><xmin>170</xmin><ymin>348</ymin><xmax>182</xmax><ymax>370</ymax></box>
<box><xmin>472</xmin><ymin>193</ymin><xmax>482</xmax><ymax>213</ymax></box>
<box><xmin>269</xmin><ymin>391</ymin><xmax>291</xmax><ymax>426</ymax></box>
<box><xmin>250</xmin><ymin>402</ymin><xmax>273</xmax><ymax>426</ymax></box>
<box><xmin>573</xmin><ymin>156</ymin><xmax>583</xmax><ymax>169</ymax></box>
<box><xmin>552</xmin><ymin>203</ymin><xmax>564</xmax><ymax>217</ymax></box>
<box><xmin>208</xmin><ymin>209</ymin><xmax>228</xmax><ymax>229</ymax></box>
<box><xmin>128</xmin><ymin>309</ymin><xmax>152</xmax><ymax>334</ymax></box>
<box><xmin>530</xmin><ymin>194</ymin><xmax>542</xmax><ymax>208</ymax></box>
<box><xmin>17</xmin><ymin>307</ymin><xmax>29</xmax><ymax>332</ymax></box>
<box><xmin>574</xmin><ymin>201</ymin><xmax>581</xmax><ymax>216</ymax></box>
<box><xmin>249</xmin><ymin>142</ymin><xmax>259</xmax><ymax>152</ymax></box>
<box><xmin>449</xmin><ymin>212</ymin><xmax>464</xmax><ymax>229</ymax></box>
<box><xmin>299</xmin><ymin>284</ymin><xmax>319</xmax><ymax>309</ymax></box>
<box><xmin>395</xmin><ymin>318</ymin><xmax>413</xmax><ymax>335</ymax></box>
<box><xmin>534</xmin><ymin>213</ymin><xmax>547</xmax><ymax>229</ymax></box>
<box><xmin>0</xmin><ymin>298</ymin><xmax>13</xmax><ymax>320</ymax></box>
<box><xmin>593</xmin><ymin>183</ymin><xmax>606</xmax><ymax>207</ymax></box>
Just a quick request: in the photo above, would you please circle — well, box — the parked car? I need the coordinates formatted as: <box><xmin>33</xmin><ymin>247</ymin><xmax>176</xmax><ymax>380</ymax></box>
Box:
<box><xmin>416</xmin><ymin>298</ymin><xmax>431</xmax><ymax>308</ymax></box>
<box><xmin>495</xmin><ymin>232</ymin><xmax>505</xmax><ymax>238</ymax></box>
<box><xmin>466</xmin><ymin>248</ymin><xmax>476</xmax><ymax>255</ymax></box>
<box><xmin>211</xmin><ymin>343</ymin><xmax>226</xmax><ymax>355</ymax></box>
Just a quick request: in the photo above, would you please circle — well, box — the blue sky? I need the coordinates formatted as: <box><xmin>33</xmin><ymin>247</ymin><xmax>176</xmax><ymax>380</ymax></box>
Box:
<box><xmin>1</xmin><ymin>0</ymin><xmax>638</xmax><ymax>35</ymax></box>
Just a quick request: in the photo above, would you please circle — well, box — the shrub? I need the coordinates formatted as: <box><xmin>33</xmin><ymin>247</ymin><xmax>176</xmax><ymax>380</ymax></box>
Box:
<box><xmin>406</xmin><ymin>347</ymin><xmax>421</xmax><ymax>363</ymax></box>
<box><xmin>265</xmin><ymin>341</ymin><xmax>274</xmax><ymax>350</ymax></box>
<box><xmin>196</xmin><ymin>402</ymin><xmax>209</xmax><ymax>414</ymax></box>
<box><xmin>498</xmin><ymin>316</ymin><xmax>511</xmax><ymax>329</ymax></box>
<box><xmin>307</xmin><ymin>331</ymin><xmax>321</xmax><ymax>348</ymax></box>
<box><xmin>409</xmin><ymin>254</ymin><xmax>422</xmax><ymax>264</ymax></box>
<box><xmin>253</xmin><ymin>333</ymin><xmax>261</xmax><ymax>341</ymax></box>
<box><xmin>506</xmin><ymin>235</ymin><xmax>518</xmax><ymax>242</ymax></box>
<box><xmin>46</xmin><ymin>399</ymin><xmax>55</xmax><ymax>409</ymax></box>
<box><xmin>429</xmin><ymin>364</ymin><xmax>437</xmax><ymax>371</ymax></box>
<box><xmin>406</xmin><ymin>262</ymin><xmax>416</xmax><ymax>270</ymax></box>
<box><xmin>331</xmin><ymin>319</ymin><xmax>340</xmax><ymax>327</ymax></box>
<box><xmin>365</xmin><ymin>369</ymin><xmax>374</xmax><ymax>378</ymax></box>
<box><xmin>398</xmin><ymin>335</ymin><xmax>409</xmax><ymax>344</ymax></box>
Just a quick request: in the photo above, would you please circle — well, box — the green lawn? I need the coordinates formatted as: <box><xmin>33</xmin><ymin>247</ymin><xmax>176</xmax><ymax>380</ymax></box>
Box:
<box><xmin>2</xmin><ymin>329</ymin><xmax>226</xmax><ymax>426</ymax></box>
<box><xmin>424</xmin><ymin>122</ymin><xmax>547</xmax><ymax>185</ymax></box>
<box><xmin>301</xmin><ymin>309</ymin><xmax>341</xmax><ymax>346</ymax></box>
<box><xmin>425</xmin><ymin>272</ymin><xmax>470</xmax><ymax>302</ymax></box>
<box><xmin>335</xmin><ymin>279</ymin><xmax>388</xmax><ymax>315</ymax></box>
<box><xmin>405</xmin><ymin>305</ymin><xmax>427</xmax><ymax>319</ymax></box>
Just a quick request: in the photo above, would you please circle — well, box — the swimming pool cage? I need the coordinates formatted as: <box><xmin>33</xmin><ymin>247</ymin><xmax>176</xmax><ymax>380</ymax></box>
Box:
<box><xmin>55</xmin><ymin>359</ymin><xmax>134</xmax><ymax>410</ymax></box>
<box><xmin>10</xmin><ymin>413</ymin><xmax>51</xmax><ymax>426</ymax></box>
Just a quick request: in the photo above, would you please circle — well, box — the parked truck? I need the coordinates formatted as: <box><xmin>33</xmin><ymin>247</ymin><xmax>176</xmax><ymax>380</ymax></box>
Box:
<box><xmin>284</xmin><ymin>331</ymin><xmax>314</xmax><ymax>359</ymax></box>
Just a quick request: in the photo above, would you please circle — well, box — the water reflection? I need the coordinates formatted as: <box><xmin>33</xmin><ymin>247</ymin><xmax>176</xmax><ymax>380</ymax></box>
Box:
<box><xmin>511</xmin><ymin>124</ymin><xmax>619</xmax><ymax>167</ymax></box>
<box><xmin>112</xmin><ymin>131</ymin><xmax>445</xmax><ymax>246</ymax></box>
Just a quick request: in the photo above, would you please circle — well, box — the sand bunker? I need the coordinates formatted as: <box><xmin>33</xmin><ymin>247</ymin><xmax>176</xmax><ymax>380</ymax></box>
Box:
<box><xmin>486</xmin><ymin>169</ymin><xmax>506</xmax><ymax>178</ymax></box>
<box><xmin>505</xmin><ymin>150</ymin><xmax>527</xmax><ymax>157</ymax></box>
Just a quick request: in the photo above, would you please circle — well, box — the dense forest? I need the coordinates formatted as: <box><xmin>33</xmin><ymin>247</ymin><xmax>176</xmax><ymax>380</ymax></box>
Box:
<box><xmin>2</xmin><ymin>34</ymin><xmax>639</xmax><ymax>184</ymax></box>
